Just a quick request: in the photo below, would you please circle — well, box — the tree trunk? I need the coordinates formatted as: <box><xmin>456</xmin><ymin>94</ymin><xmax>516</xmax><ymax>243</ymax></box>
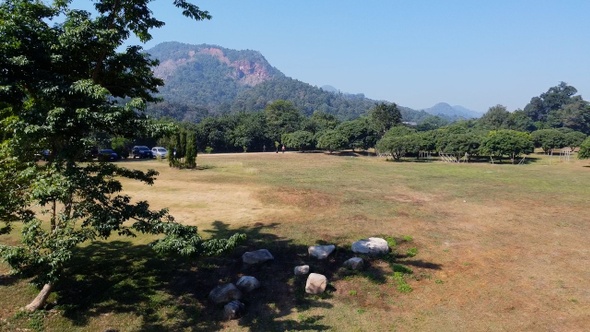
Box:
<box><xmin>25</xmin><ymin>283</ymin><xmax>53</xmax><ymax>311</ymax></box>
<box><xmin>50</xmin><ymin>200</ymin><xmax>56</xmax><ymax>231</ymax></box>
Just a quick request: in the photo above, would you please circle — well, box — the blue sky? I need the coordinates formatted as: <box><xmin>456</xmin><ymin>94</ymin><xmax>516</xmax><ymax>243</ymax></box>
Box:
<box><xmin>84</xmin><ymin>1</ymin><xmax>590</xmax><ymax>113</ymax></box>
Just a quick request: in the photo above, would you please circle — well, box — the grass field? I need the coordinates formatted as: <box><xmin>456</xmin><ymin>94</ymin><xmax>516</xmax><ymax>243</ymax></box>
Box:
<box><xmin>1</xmin><ymin>152</ymin><xmax>589</xmax><ymax>331</ymax></box>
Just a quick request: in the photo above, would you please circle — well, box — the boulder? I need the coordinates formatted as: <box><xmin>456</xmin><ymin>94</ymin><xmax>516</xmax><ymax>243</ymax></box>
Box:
<box><xmin>351</xmin><ymin>237</ymin><xmax>389</xmax><ymax>255</ymax></box>
<box><xmin>223</xmin><ymin>300</ymin><xmax>245</xmax><ymax>320</ymax></box>
<box><xmin>305</xmin><ymin>273</ymin><xmax>328</xmax><ymax>294</ymax></box>
<box><xmin>343</xmin><ymin>257</ymin><xmax>364</xmax><ymax>270</ymax></box>
<box><xmin>294</xmin><ymin>265</ymin><xmax>310</xmax><ymax>276</ymax></box>
<box><xmin>242</xmin><ymin>249</ymin><xmax>274</xmax><ymax>265</ymax></box>
<box><xmin>308</xmin><ymin>244</ymin><xmax>336</xmax><ymax>260</ymax></box>
<box><xmin>208</xmin><ymin>283</ymin><xmax>242</xmax><ymax>305</ymax></box>
<box><xmin>236</xmin><ymin>276</ymin><xmax>260</xmax><ymax>293</ymax></box>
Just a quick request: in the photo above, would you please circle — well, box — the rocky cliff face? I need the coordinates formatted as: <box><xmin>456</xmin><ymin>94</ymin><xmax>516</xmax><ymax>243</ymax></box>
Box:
<box><xmin>229</xmin><ymin>58</ymin><xmax>274</xmax><ymax>86</ymax></box>
<box><xmin>151</xmin><ymin>42</ymin><xmax>281</xmax><ymax>87</ymax></box>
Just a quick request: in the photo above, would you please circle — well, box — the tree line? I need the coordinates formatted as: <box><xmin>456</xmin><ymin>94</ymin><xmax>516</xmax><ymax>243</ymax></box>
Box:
<box><xmin>145</xmin><ymin>82</ymin><xmax>590</xmax><ymax>163</ymax></box>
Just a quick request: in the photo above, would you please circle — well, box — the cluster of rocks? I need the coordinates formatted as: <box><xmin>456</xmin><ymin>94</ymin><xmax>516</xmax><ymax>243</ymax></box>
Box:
<box><xmin>207</xmin><ymin>238</ymin><xmax>390</xmax><ymax>320</ymax></box>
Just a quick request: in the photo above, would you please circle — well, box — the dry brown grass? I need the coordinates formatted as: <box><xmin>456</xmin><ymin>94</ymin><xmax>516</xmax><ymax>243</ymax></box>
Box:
<box><xmin>120</xmin><ymin>153</ymin><xmax>590</xmax><ymax>331</ymax></box>
<box><xmin>2</xmin><ymin>152</ymin><xmax>590</xmax><ymax>331</ymax></box>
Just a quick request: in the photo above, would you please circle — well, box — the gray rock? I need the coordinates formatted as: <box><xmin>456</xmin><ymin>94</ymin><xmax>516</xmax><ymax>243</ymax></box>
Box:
<box><xmin>236</xmin><ymin>276</ymin><xmax>260</xmax><ymax>292</ymax></box>
<box><xmin>242</xmin><ymin>249</ymin><xmax>274</xmax><ymax>265</ymax></box>
<box><xmin>223</xmin><ymin>300</ymin><xmax>245</xmax><ymax>320</ymax></box>
<box><xmin>305</xmin><ymin>273</ymin><xmax>328</xmax><ymax>294</ymax></box>
<box><xmin>343</xmin><ymin>257</ymin><xmax>364</xmax><ymax>270</ymax></box>
<box><xmin>308</xmin><ymin>244</ymin><xmax>336</xmax><ymax>260</ymax></box>
<box><xmin>294</xmin><ymin>265</ymin><xmax>310</xmax><ymax>276</ymax></box>
<box><xmin>208</xmin><ymin>283</ymin><xmax>243</xmax><ymax>305</ymax></box>
<box><xmin>351</xmin><ymin>237</ymin><xmax>389</xmax><ymax>255</ymax></box>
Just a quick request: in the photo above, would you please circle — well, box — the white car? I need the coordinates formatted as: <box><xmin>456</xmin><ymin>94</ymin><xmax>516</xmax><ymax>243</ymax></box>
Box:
<box><xmin>151</xmin><ymin>146</ymin><xmax>168</xmax><ymax>159</ymax></box>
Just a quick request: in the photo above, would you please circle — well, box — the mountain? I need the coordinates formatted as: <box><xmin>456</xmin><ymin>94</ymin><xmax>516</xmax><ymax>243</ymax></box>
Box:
<box><xmin>321</xmin><ymin>85</ymin><xmax>338</xmax><ymax>93</ymax></box>
<box><xmin>422</xmin><ymin>102</ymin><xmax>482</xmax><ymax>120</ymax></box>
<box><xmin>229</xmin><ymin>77</ymin><xmax>377</xmax><ymax>119</ymax></box>
<box><xmin>145</xmin><ymin>42</ymin><xmax>428</xmax><ymax>121</ymax></box>
<box><xmin>147</xmin><ymin>42</ymin><xmax>283</xmax><ymax>110</ymax></box>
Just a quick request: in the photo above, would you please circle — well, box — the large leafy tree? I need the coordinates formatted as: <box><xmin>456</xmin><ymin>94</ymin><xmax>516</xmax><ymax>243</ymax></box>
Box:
<box><xmin>480</xmin><ymin>130</ymin><xmax>534</xmax><ymax>164</ymax></box>
<box><xmin>302</xmin><ymin>111</ymin><xmax>340</xmax><ymax>135</ymax></box>
<box><xmin>369</xmin><ymin>102</ymin><xmax>402</xmax><ymax>137</ymax></box>
<box><xmin>524</xmin><ymin>82</ymin><xmax>582</xmax><ymax>122</ymax></box>
<box><xmin>316</xmin><ymin>129</ymin><xmax>348</xmax><ymax>154</ymax></box>
<box><xmin>435</xmin><ymin>130</ymin><xmax>482</xmax><ymax>162</ymax></box>
<box><xmin>546</xmin><ymin>100</ymin><xmax>590</xmax><ymax>135</ymax></box>
<box><xmin>416</xmin><ymin>115</ymin><xmax>449</xmax><ymax>131</ymax></box>
<box><xmin>336</xmin><ymin>117</ymin><xmax>378</xmax><ymax>151</ymax></box>
<box><xmin>531</xmin><ymin>129</ymin><xmax>567</xmax><ymax>153</ymax></box>
<box><xmin>282</xmin><ymin>130</ymin><xmax>315</xmax><ymax>152</ymax></box>
<box><xmin>578</xmin><ymin>137</ymin><xmax>590</xmax><ymax>159</ymax></box>
<box><xmin>504</xmin><ymin>109</ymin><xmax>536</xmax><ymax>132</ymax></box>
<box><xmin>195</xmin><ymin>114</ymin><xmax>236</xmax><ymax>152</ymax></box>
<box><xmin>229</xmin><ymin>112</ymin><xmax>269</xmax><ymax>152</ymax></box>
<box><xmin>478</xmin><ymin>105</ymin><xmax>510</xmax><ymax>130</ymax></box>
<box><xmin>375</xmin><ymin>126</ymin><xmax>419</xmax><ymax>161</ymax></box>
<box><xmin>563</xmin><ymin>131</ymin><xmax>587</xmax><ymax>150</ymax></box>
<box><xmin>264</xmin><ymin>100</ymin><xmax>304</xmax><ymax>143</ymax></box>
<box><xmin>0</xmin><ymin>0</ymin><xmax>243</xmax><ymax>311</ymax></box>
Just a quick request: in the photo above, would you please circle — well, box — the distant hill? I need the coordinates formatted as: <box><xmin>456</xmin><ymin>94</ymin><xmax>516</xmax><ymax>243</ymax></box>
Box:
<box><xmin>145</xmin><ymin>42</ymin><xmax>439</xmax><ymax>122</ymax></box>
<box><xmin>321</xmin><ymin>85</ymin><xmax>339</xmax><ymax>93</ymax></box>
<box><xmin>230</xmin><ymin>77</ymin><xmax>376</xmax><ymax>119</ymax></box>
<box><xmin>147</xmin><ymin>42</ymin><xmax>283</xmax><ymax>110</ymax></box>
<box><xmin>422</xmin><ymin>102</ymin><xmax>482</xmax><ymax>120</ymax></box>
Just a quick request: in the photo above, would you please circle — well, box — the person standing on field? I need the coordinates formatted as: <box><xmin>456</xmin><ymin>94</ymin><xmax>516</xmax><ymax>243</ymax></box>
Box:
<box><xmin>282</xmin><ymin>145</ymin><xmax>285</xmax><ymax>153</ymax></box>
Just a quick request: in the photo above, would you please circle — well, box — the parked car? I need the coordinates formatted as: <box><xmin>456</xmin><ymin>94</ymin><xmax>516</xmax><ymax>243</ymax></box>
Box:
<box><xmin>130</xmin><ymin>145</ymin><xmax>153</xmax><ymax>159</ymax></box>
<box><xmin>98</xmin><ymin>149</ymin><xmax>120</xmax><ymax>161</ymax></box>
<box><xmin>151</xmin><ymin>146</ymin><xmax>168</xmax><ymax>159</ymax></box>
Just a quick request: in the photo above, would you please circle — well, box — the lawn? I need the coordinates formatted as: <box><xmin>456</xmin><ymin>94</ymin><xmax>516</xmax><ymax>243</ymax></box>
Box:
<box><xmin>1</xmin><ymin>152</ymin><xmax>589</xmax><ymax>331</ymax></box>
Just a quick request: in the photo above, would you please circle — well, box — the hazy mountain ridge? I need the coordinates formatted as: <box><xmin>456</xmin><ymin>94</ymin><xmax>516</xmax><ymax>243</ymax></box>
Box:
<box><xmin>422</xmin><ymin>102</ymin><xmax>482</xmax><ymax>120</ymax></box>
<box><xmin>146</xmin><ymin>42</ymin><xmax>476</xmax><ymax>122</ymax></box>
<box><xmin>229</xmin><ymin>77</ymin><xmax>379</xmax><ymax>120</ymax></box>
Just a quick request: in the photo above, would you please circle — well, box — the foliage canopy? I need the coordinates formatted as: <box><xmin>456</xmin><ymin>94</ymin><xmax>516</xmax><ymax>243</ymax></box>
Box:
<box><xmin>480</xmin><ymin>130</ymin><xmax>534</xmax><ymax>164</ymax></box>
<box><xmin>0</xmin><ymin>0</ymin><xmax>244</xmax><ymax>311</ymax></box>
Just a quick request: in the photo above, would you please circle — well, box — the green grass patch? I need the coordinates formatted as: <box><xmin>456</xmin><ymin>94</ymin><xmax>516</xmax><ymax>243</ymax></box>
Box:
<box><xmin>392</xmin><ymin>272</ymin><xmax>413</xmax><ymax>293</ymax></box>
<box><xmin>406</xmin><ymin>247</ymin><xmax>418</xmax><ymax>257</ymax></box>
<box><xmin>385</xmin><ymin>236</ymin><xmax>397</xmax><ymax>247</ymax></box>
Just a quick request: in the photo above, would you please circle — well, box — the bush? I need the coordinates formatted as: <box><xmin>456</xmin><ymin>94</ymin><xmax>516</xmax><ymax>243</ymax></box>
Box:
<box><xmin>578</xmin><ymin>137</ymin><xmax>590</xmax><ymax>159</ymax></box>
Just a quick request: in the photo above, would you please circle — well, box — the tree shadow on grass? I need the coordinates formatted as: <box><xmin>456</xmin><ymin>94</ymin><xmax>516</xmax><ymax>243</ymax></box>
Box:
<box><xmin>50</xmin><ymin>221</ymin><xmax>334</xmax><ymax>331</ymax></box>
<box><xmin>51</xmin><ymin>221</ymin><xmax>442</xmax><ymax>331</ymax></box>
<box><xmin>401</xmin><ymin>259</ymin><xmax>443</xmax><ymax>270</ymax></box>
<box><xmin>203</xmin><ymin>221</ymin><xmax>333</xmax><ymax>331</ymax></box>
<box><xmin>204</xmin><ymin>221</ymin><xmax>443</xmax><ymax>330</ymax></box>
<box><xmin>0</xmin><ymin>274</ymin><xmax>19</xmax><ymax>286</ymax></box>
<box><xmin>326</xmin><ymin>151</ymin><xmax>376</xmax><ymax>158</ymax></box>
<box><xmin>55</xmin><ymin>240</ymin><xmax>225</xmax><ymax>331</ymax></box>
<box><xmin>378</xmin><ymin>155</ymin><xmax>544</xmax><ymax>165</ymax></box>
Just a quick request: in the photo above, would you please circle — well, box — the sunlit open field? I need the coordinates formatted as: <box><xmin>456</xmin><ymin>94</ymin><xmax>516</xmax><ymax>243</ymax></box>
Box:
<box><xmin>2</xmin><ymin>152</ymin><xmax>589</xmax><ymax>331</ymax></box>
